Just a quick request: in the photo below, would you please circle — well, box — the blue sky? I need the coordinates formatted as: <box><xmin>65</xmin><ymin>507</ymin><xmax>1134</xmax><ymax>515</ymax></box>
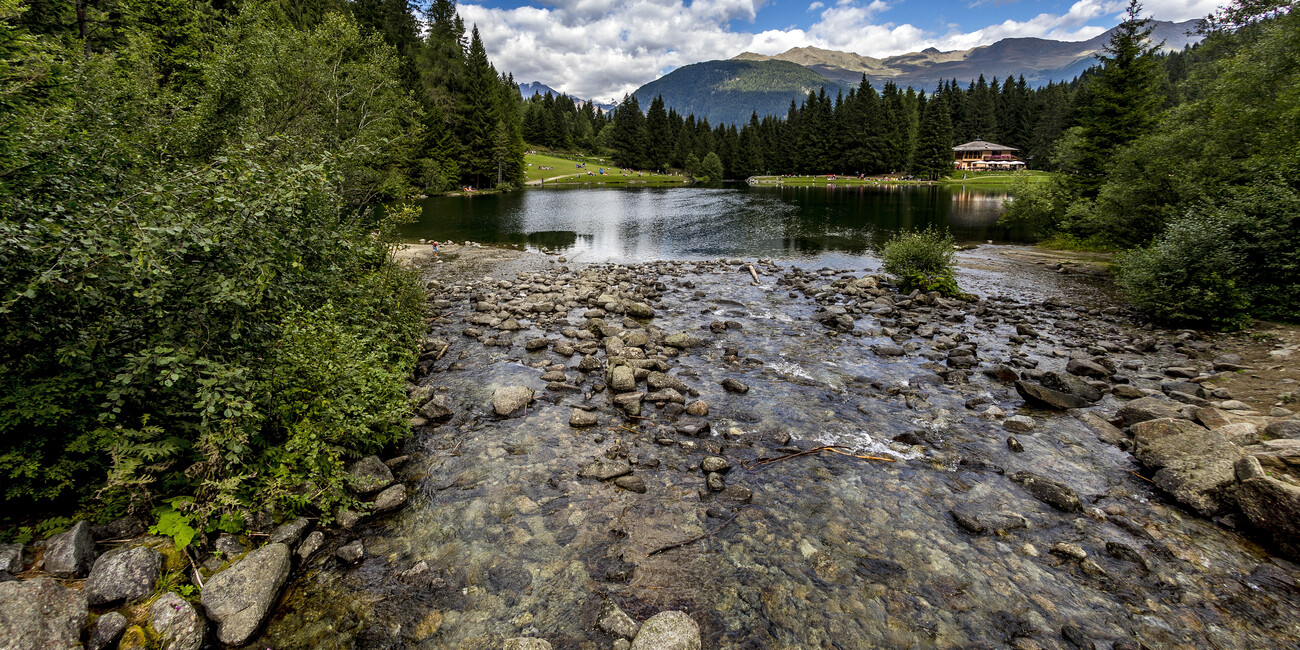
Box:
<box><xmin>459</xmin><ymin>0</ymin><xmax>1223</xmax><ymax>101</ymax></box>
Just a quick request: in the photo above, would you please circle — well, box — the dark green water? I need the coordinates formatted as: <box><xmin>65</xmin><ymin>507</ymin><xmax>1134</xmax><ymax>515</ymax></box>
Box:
<box><xmin>399</xmin><ymin>184</ymin><xmax>1025</xmax><ymax>263</ymax></box>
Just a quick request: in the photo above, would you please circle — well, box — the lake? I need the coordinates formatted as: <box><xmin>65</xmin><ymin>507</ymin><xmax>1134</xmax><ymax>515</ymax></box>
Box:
<box><xmin>400</xmin><ymin>183</ymin><xmax>1025</xmax><ymax>264</ymax></box>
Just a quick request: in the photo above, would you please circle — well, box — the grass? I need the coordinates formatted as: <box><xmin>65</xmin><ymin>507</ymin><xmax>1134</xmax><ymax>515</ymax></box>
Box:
<box><xmin>524</xmin><ymin>152</ymin><xmax>687</xmax><ymax>186</ymax></box>
<box><xmin>1036</xmin><ymin>233</ymin><xmax>1120</xmax><ymax>253</ymax></box>
<box><xmin>749</xmin><ymin>170</ymin><xmax>1055</xmax><ymax>188</ymax></box>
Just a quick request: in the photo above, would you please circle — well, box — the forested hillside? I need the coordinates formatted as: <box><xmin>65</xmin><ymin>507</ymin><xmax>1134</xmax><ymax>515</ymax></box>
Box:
<box><xmin>1002</xmin><ymin>0</ymin><xmax>1299</xmax><ymax>327</ymax></box>
<box><xmin>631</xmin><ymin>59</ymin><xmax>852</xmax><ymax>127</ymax></box>
<box><xmin>0</xmin><ymin>0</ymin><xmax>522</xmax><ymax>531</ymax></box>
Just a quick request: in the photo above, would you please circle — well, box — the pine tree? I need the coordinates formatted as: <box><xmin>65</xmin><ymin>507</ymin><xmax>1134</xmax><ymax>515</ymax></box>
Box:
<box><xmin>645</xmin><ymin>95</ymin><xmax>671</xmax><ymax>170</ymax></box>
<box><xmin>911</xmin><ymin>94</ymin><xmax>955</xmax><ymax>180</ymax></box>
<box><xmin>1070</xmin><ymin>0</ymin><xmax>1165</xmax><ymax>195</ymax></box>
<box><xmin>609</xmin><ymin>94</ymin><xmax>648</xmax><ymax>168</ymax></box>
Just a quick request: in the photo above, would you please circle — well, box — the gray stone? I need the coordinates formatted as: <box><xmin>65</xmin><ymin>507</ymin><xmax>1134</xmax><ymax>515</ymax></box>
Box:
<box><xmin>701</xmin><ymin>456</ymin><xmax>731</xmax><ymax>473</ymax></box>
<box><xmin>503</xmin><ymin>639</ymin><xmax>553</xmax><ymax>650</ymax></box>
<box><xmin>336</xmin><ymin>540</ymin><xmax>364</xmax><ymax>564</ymax></box>
<box><xmin>1039</xmin><ymin>371</ymin><xmax>1102</xmax><ymax>402</ymax></box>
<box><xmin>267</xmin><ymin>517</ymin><xmax>311</xmax><ymax>546</ymax></box>
<box><xmin>873</xmin><ymin>344</ymin><xmax>905</xmax><ymax>357</ymax></box>
<box><xmin>418</xmin><ymin>394</ymin><xmax>454</xmax><ymax>421</ymax></box>
<box><xmin>648</xmin><ymin>372</ymin><xmax>688</xmax><ymax>392</ymax></box>
<box><xmin>1132</xmin><ymin>418</ymin><xmax>1241</xmax><ymax>517</ymax></box>
<box><xmin>706</xmin><ymin>472</ymin><xmax>726</xmax><ymax>492</ymax></box>
<box><xmin>614</xmin><ymin>475</ymin><xmax>647</xmax><ymax>493</ymax></box>
<box><xmin>214</xmin><ymin>534</ymin><xmax>246</xmax><ymax>558</ymax></box>
<box><xmin>983</xmin><ymin>364</ymin><xmax>1019</xmax><ymax>382</ymax></box>
<box><xmin>1217</xmin><ymin>422</ymin><xmax>1261</xmax><ymax>446</ymax></box>
<box><xmin>599</xmin><ymin>600</ymin><xmax>641</xmax><ymax>638</ymax></box>
<box><xmin>493</xmin><ymin>385</ymin><xmax>535</xmax><ymax>416</ymax></box>
<box><xmin>1066</xmin><ymin>359</ymin><xmax>1110</xmax><ymax>379</ymax></box>
<box><xmin>686</xmin><ymin>401</ymin><xmax>709</xmax><ymax>416</ymax></box>
<box><xmin>570</xmin><ymin>409</ymin><xmax>598</xmax><ymax>428</ymax></box>
<box><xmin>84</xmin><ymin>544</ymin><xmax>162</xmax><ymax>605</ymax></box>
<box><xmin>0</xmin><ymin>576</ymin><xmax>87</xmax><ymax>650</ymax></box>
<box><xmin>149</xmin><ymin>591</ymin><xmax>205</xmax><ymax>650</ymax></box>
<box><xmin>1265</xmin><ymin>420</ymin><xmax>1300</xmax><ymax>439</ymax></box>
<box><xmin>1112</xmin><ymin>384</ymin><xmax>1145</xmax><ymax>399</ymax></box>
<box><xmin>373</xmin><ymin>484</ymin><xmax>408</xmax><ymax>512</ymax></box>
<box><xmin>1010</xmin><ymin>471</ymin><xmax>1082</xmax><ymax>512</ymax></box>
<box><xmin>0</xmin><ymin>545</ymin><xmax>22</xmax><ymax>574</ymax></box>
<box><xmin>610</xmin><ymin>366</ymin><xmax>636</xmax><ymax>392</ymax></box>
<box><xmin>950</xmin><ymin>509</ymin><xmax>987</xmax><ymax>534</ymax></box>
<box><xmin>336</xmin><ymin>508</ymin><xmax>362</xmax><ymax>529</ymax></box>
<box><xmin>624</xmin><ymin>301</ymin><xmax>655</xmax><ymax>319</ymax></box>
<box><xmin>1015</xmin><ymin>381</ymin><xmax>1089</xmax><ymax>410</ymax></box>
<box><xmin>1051</xmin><ymin>542</ymin><xmax>1087</xmax><ymax>560</ymax></box>
<box><xmin>630</xmin><ymin>611</ymin><xmax>701</xmax><ymax>650</ymax></box>
<box><xmin>1073</xmin><ymin>410</ymin><xmax>1125</xmax><ymax>446</ymax></box>
<box><xmin>89</xmin><ymin>611</ymin><xmax>127</xmax><ymax>650</ymax></box>
<box><xmin>1006</xmin><ymin>436</ymin><xmax>1024</xmax><ymax>452</ymax></box>
<box><xmin>721</xmin><ymin>378</ymin><xmax>749</xmax><ymax>394</ymax></box>
<box><xmin>201</xmin><ymin>542</ymin><xmax>292</xmax><ymax>646</ymax></box>
<box><xmin>347</xmin><ymin>455</ymin><xmax>395</xmax><ymax>495</ymax></box>
<box><xmin>645</xmin><ymin>388</ymin><xmax>685</xmax><ymax>404</ymax></box>
<box><xmin>663</xmin><ymin>333</ymin><xmax>700</xmax><ymax>349</ymax></box>
<box><xmin>1117</xmin><ymin>396</ymin><xmax>1185</xmax><ymax>427</ymax></box>
<box><xmin>1238</xmin><ymin>475</ymin><xmax>1300</xmax><ymax>558</ymax></box>
<box><xmin>297</xmin><ymin>531</ymin><xmax>325</xmax><ymax>562</ymax></box>
<box><xmin>579</xmin><ymin>459</ymin><xmax>633</xmax><ymax>481</ymax></box>
<box><xmin>43</xmin><ymin>519</ymin><xmax>95</xmax><ymax>578</ymax></box>
<box><xmin>1003</xmin><ymin>415</ymin><xmax>1035</xmax><ymax>432</ymax></box>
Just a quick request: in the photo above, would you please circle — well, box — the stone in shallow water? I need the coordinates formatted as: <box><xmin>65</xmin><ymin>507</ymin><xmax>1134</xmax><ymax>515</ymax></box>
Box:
<box><xmin>599</xmin><ymin>600</ymin><xmax>641</xmax><ymax>638</ymax></box>
<box><xmin>721</xmin><ymin>378</ymin><xmax>749</xmax><ymax>394</ymax></box>
<box><xmin>347</xmin><ymin>455</ymin><xmax>394</xmax><ymax>495</ymax></box>
<box><xmin>503</xmin><ymin>639</ymin><xmax>552</xmax><ymax>650</ymax></box>
<box><xmin>493</xmin><ymin>385</ymin><xmax>535</xmax><ymax>416</ymax></box>
<box><xmin>1010</xmin><ymin>471</ymin><xmax>1082</xmax><ymax>512</ymax></box>
<box><xmin>373</xmin><ymin>484</ymin><xmax>408</xmax><ymax>513</ymax></box>
<box><xmin>579</xmin><ymin>459</ymin><xmax>632</xmax><ymax>481</ymax></box>
<box><xmin>569</xmin><ymin>409</ymin><xmax>598</xmax><ymax>427</ymax></box>
<box><xmin>630</xmin><ymin>611</ymin><xmax>701</xmax><ymax>650</ymax></box>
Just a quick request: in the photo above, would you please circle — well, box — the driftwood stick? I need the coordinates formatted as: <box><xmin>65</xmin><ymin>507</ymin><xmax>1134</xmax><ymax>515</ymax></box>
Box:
<box><xmin>434</xmin><ymin>343</ymin><xmax>450</xmax><ymax>361</ymax></box>
<box><xmin>647</xmin><ymin>507</ymin><xmax>749</xmax><ymax>558</ymax></box>
<box><xmin>747</xmin><ymin>264</ymin><xmax>760</xmax><ymax>283</ymax></box>
<box><xmin>745</xmin><ymin>445</ymin><xmax>894</xmax><ymax>470</ymax></box>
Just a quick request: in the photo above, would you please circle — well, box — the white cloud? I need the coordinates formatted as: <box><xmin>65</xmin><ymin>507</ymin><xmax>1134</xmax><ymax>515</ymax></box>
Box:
<box><xmin>460</xmin><ymin>0</ymin><xmax>1223</xmax><ymax>101</ymax></box>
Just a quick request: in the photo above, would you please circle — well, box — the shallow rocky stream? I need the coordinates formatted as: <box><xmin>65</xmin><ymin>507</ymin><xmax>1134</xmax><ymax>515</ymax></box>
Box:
<box><xmin>257</xmin><ymin>246</ymin><xmax>1300</xmax><ymax>650</ymax></box>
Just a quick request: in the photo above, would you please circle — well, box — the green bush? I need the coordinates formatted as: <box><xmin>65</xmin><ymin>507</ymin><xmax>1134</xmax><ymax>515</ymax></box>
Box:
<box><xmin>879</xmin><ymin>227</ymin><xmax>964</xmax><ymax>297</ymax></box>
<box><xmin>1113</xmin><ymin>212</ymin><xmax>1251</xmax><ymax>329</ymax></box>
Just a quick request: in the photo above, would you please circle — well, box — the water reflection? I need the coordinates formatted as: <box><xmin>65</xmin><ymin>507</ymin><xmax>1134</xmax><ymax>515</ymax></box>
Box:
<box><xmin>399</xmin><ymin>184</ymin><xmax>1021</xmax><ymax>262</ymax></box>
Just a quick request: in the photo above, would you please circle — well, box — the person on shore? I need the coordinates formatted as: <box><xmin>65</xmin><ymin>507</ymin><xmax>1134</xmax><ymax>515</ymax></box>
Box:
<box><xmin>432</xmin><ymin>240</ymin><xmax>439</xmax><ymax>261</ymax></box>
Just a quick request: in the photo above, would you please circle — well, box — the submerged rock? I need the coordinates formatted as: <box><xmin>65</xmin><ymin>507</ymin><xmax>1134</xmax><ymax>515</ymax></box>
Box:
<box><xmin>1010</xmin><ymin>471</ymin><xmax>1082</xmax><ymax>512</ymax></box>
<box><xmin>1015</xmin><ymin>381</ymin><xmax>1090</xmax><ymax>410</ymax></box>
<box><xmin>630</xmin><ymin>611</ymin><xmax>701</xmax><ymax>650</ymax></box>
<box><xmin>493</xmin><ymin>385</ymin><xmax>535</xmax><ymax>416</ymax></box>
<box><xmin>201</xmin><ymin>542</ymin><xmax>292</xmax><ymax>646</ymax></box>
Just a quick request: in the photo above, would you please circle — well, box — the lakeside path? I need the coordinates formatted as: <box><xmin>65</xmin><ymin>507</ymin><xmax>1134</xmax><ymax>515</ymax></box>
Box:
<box><xmin>266</xmin><ymin>242</ymin><xmax>1300</xmax><ymax>649</ymax></box>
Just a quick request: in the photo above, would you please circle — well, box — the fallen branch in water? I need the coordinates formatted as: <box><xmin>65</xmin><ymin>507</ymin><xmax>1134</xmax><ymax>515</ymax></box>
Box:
<box><xmin>647</xmin><ymin>506</ymin><xmax>750</xmax><ymax>558</ymax></box>
<box><xmin>435</xmin><ymin>343</ymin><xmax>450</xmax><ymax>361</ymax></box>
<box><xmin>744</xmin><ymin>445</ymin><xmax>895</xmax><ymax>470</ymax></box>
<box><xmin>747</xmin><ymin>264</ymin><xmax>760</xmax><ymax>284</ymax></box>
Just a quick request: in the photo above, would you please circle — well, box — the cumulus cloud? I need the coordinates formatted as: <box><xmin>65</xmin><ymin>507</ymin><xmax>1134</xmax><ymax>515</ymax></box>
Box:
<box><xmin>460</xmin><ymin>0</ymin><xmax>1221</xmax><ymax>101</ymax></box>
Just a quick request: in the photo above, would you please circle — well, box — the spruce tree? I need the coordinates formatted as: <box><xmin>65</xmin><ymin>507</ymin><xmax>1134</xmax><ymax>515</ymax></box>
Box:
<box><xmin>911</xmin><ymin>94</ymin><xmax>955</xmax><ymax>180</ymax></box>
<box><xmin>1071</xmin><ymin>0</ymin><xmax>1164</xmax><ymax>195</ymax></box>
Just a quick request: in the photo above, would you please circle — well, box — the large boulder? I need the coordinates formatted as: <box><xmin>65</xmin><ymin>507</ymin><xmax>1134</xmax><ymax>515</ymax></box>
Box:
<box><xmin>0</xmin><ymin>576</ymin><xmax>88</xmax><ymax>650</ymax></box>
<box><xmin>201</xmin><ymin>542</ymin><xmax>292</xmax><ymax>645</ymax></box>
<box><xmin>347</xmin><ymin>455</ymin><xmax>394</xmax><ymax>496</ymax></box>
<box><xmin>1237</xmin><ymin>472</ymin><xmax>1300</xmax><ymax>559</ymax></box>
<box><xmin>84</xmin><ymin>544</ymin><xmax>163</xmax><ymax>605</ymax></box>
<box><xmin>492</xmin><ymin>385</ymin><xmax>534</xmax><ymax>416</ymax></box>
<box><xmin>1039</xmin><ymin>371</ymin><xmax>1102</xmax><ymax>403</ymax></box>
<box><xmin>149</xmin><ymin>591</ymin><xmax>205</xmax><ymax>650</ymax></box>
<box><xmin>0</xmin><ymin>544</ymin><xmax>22</xmax><ymax>574</ymax></box>
<box><xmin>43</xmin><ymin>519</ymin><xmax>95</xmax><ymax>578</ymax></box>
<box><xmin>630</xmin><ymin>611</ymin><xmax>701</xmax><ymax>650</ymax></box>
<box><xmin>1117</xmin><ymin>396</ymin><xmax>1185</xmax><ymax>427</ymax></box>
<box><xmin>1132</xmin><ymin>418</ymin><xmax>1241</xmax><ymax>517</ymax></box>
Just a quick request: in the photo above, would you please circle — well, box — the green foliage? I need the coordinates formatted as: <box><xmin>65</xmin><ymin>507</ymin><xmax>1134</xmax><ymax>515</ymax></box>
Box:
<box><xmin>879</xmin><ymin>227</ymin><xmax>964</xmax><ymax>297</ymax></box>
<box><xmin>1113</xmin><ymin>212</ymin><xmax>1251</xmax><ymax>329</ymax></box>
<box><xmin>0</xmin><ymin>3</ymin><xmax>426</xmax><ymax>529</ymax></box>
<box><xmin>698</xmin><ymin>151</ymin><xmax>725</xmax><ymax>182</ymax></box>
<box><xmin>150</xmin><ymin>498</ymin><xmax>199</xmax><ymax>550</ymax></box>
<box><xmin>999</xmin><ymin>174</ymin><xmax>1072</xmax><ymax>238</ymax></box>
<box><xmin>911</xmin><ymin>93</ymin><xmax>955</xmax><ymax>180</ymax></box>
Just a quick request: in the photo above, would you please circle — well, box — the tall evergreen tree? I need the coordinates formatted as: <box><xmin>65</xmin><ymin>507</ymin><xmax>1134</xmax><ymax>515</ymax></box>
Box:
<box><xmin>1070</xmin><ymin>0</ymin><xmax>1165</xmax><ymax>195</ymax></box>
<box><xmin>911</xmin><ymin>94</ymin><xmax>955</xmax><ymax>180</ymax></box>
<box><xmin>609</xmin><ymin>93</ymin><xmax>648</xmax><ymax>168</ymax></box>
<box><xmin>645</xmin><ymin>95</ymin><xmax>672</xmax><ymax>170</ymax></box>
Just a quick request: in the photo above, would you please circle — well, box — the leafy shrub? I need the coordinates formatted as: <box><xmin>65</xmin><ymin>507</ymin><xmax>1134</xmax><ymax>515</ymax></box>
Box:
<box><xmin>879</xmin><ymin>227</ymin><xmax>964</xmax><ymax>297</ymax></box>
<box><xmin>1113</xmin><ymin>212</ymin><xmax>1251</xmax><ymax>329</ymax></box>
<box><xmin>999</xmin><ymin>175</ymin><xmax>1069</xmax><ymax>238</ymax></box>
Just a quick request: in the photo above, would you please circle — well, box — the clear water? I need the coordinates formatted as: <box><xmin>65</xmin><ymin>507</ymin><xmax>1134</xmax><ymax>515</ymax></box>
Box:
<box><xmin>398</xmin><ymin>185</ymin><xmax>1026</xmax><ymax>264</ymax></box>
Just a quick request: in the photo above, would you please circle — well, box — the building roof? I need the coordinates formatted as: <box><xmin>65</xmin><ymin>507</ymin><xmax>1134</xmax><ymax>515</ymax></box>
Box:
<box><xmin>953</xmin><ymin>140</ymin><xmax>1018</xmax><ymax>152</ymax></box>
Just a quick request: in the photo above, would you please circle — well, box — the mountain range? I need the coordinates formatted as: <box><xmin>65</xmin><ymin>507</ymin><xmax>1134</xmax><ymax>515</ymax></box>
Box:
<box><xmin>628</xmin><ymin>19</ymin><xmax>1200</xmax><ymax>127</ymax></box>
<box><xmin>517</xmin><ymin>81</ymin><xmax>616</xmax><ymax>112</ymax></box>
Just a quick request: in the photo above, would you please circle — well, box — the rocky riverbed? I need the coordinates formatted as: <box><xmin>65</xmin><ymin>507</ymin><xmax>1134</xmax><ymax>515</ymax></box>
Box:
<box><xmin>3</xmin><ymin>242</ymin><xmax>1299</xmax><ymax>649</ymax></box>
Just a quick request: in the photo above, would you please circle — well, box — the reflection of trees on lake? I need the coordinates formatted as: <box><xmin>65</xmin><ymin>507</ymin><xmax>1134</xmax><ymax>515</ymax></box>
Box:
<box><xmin>400</xmin><ymin>185</ymin><xmax>1033</xmax><ymax>260</ymax></box>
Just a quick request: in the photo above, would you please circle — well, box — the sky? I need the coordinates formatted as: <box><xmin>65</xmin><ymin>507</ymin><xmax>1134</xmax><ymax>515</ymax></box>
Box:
<box><xmin>459</xmin><ymin>0</ymin><xmax>1226</xmax><ymax>102</ymax></box>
